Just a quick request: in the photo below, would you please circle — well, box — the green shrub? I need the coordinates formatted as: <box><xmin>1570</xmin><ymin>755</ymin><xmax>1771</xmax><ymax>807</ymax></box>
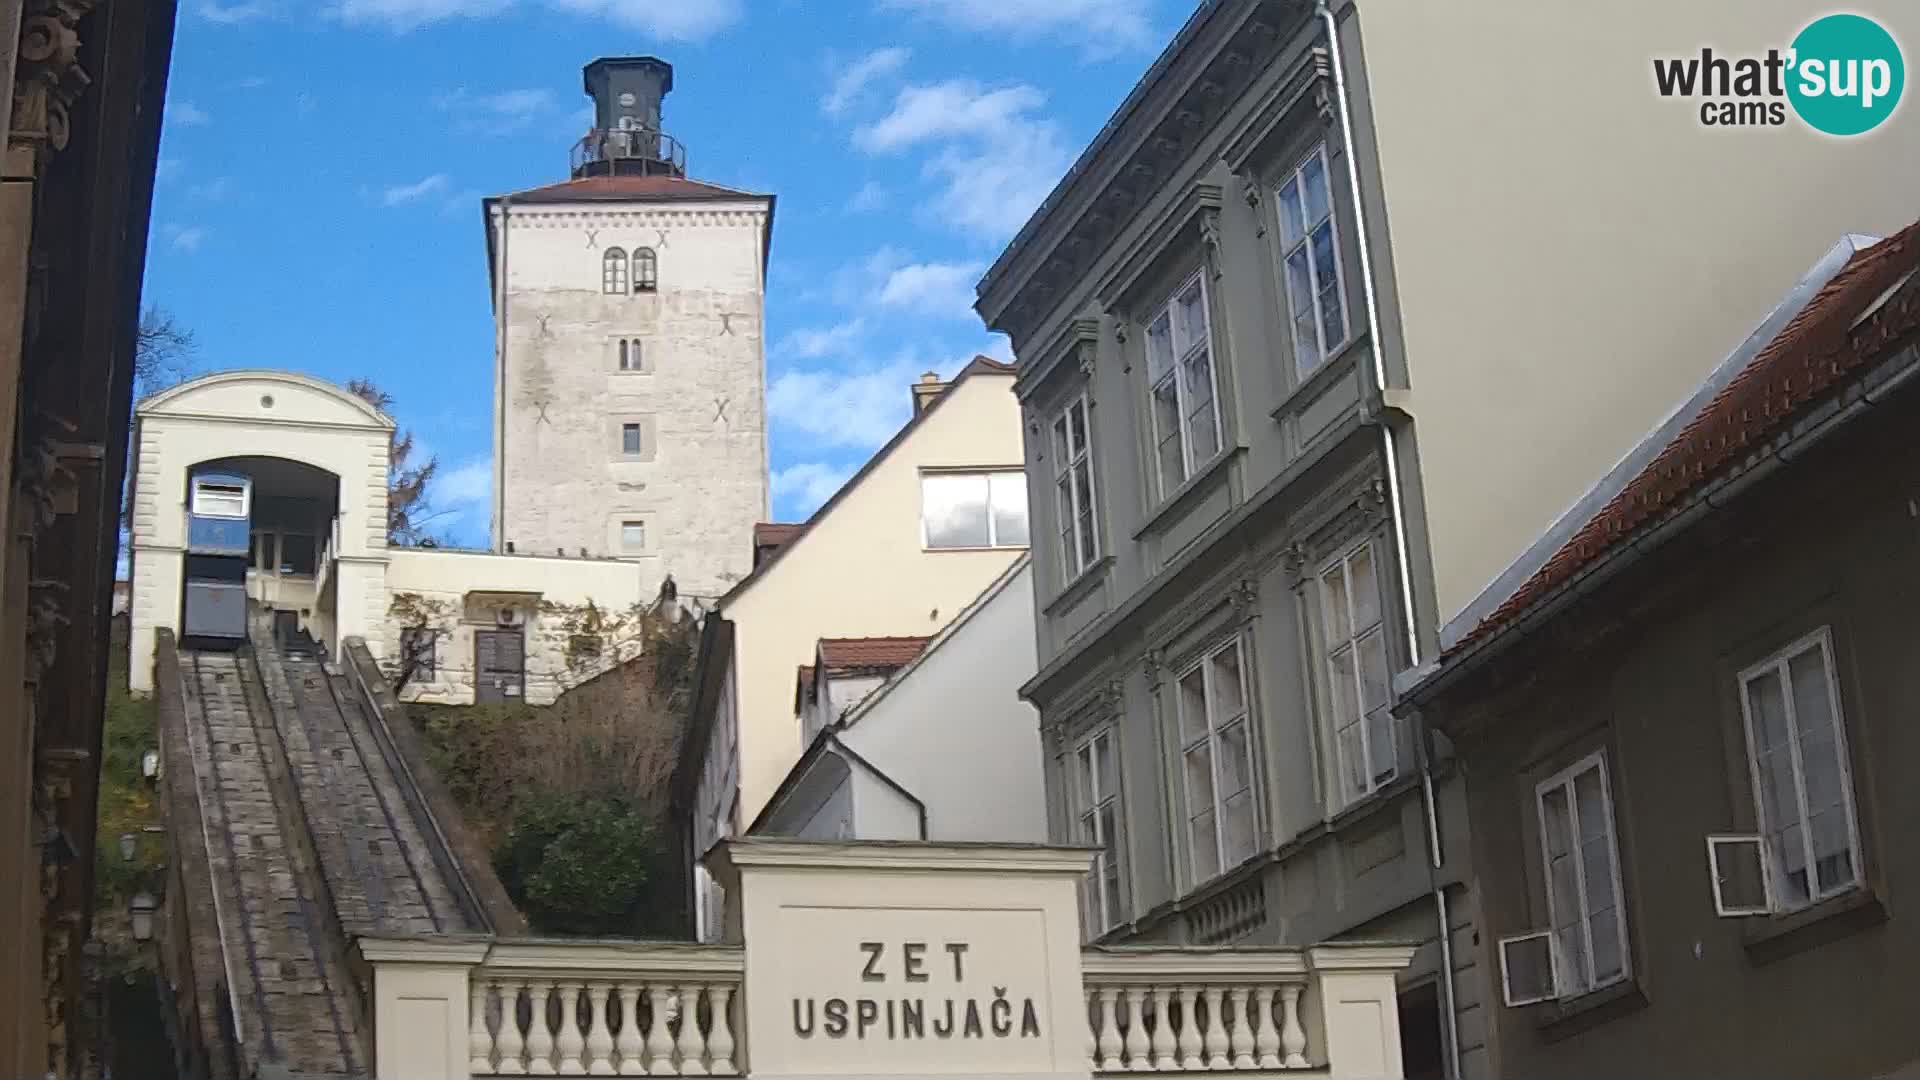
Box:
<box><xmin>493</xmin><ymin>787</ymin><xmax>668</xmax><ymax>937</ymax></box>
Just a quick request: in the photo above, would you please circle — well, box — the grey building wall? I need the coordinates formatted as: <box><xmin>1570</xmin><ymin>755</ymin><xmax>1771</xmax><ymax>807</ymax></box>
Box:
<box><xmin>976</xmin><ymin>3</ymin><xmax>1478</xmax><ymax>1077</ymax></box>
<box><xmin>1425</xmin><ymin>368</ymin><xmax>1920</xmax><ymax>1080</ymax></box>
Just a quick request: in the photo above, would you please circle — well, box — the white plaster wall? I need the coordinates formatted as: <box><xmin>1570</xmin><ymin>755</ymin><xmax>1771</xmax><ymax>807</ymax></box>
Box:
<box><xmin>382</xmin><ymin>547</ymin><xmax>647</xmax><ymax>706</ymax></box>
<box><xmin>846</xmin><ymin>766</ymin><xmax>922</xmax><ymax>841</ymax></box>
<box><xmin>717</xmin><ymin>371</ymin><xmax>1027</xmax><ymax>826</ymax></box>
<box><xmin>492</xmin><ymin>199</ymin><xmax>770</xmax><ymax>602</ymax></box>
<box><xmin>1350</xmin><ymin>0</ymin><xmax>1920</xmax><ymax>627</ymax></box>
<box><xmin>128</xmin><ymin>371</ymin><xmax>391</xmax><ymax>693</ymax></box>
<box><xmin>841</xmin><ymin>561</ymin><xmax>1046</xmax><ymax>843</ymax></box>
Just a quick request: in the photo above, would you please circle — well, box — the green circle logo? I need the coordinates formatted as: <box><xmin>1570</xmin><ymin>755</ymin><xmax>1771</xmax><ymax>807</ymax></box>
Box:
<box><xmin>1788</xmin><ymin>14</ymin><xmax>1905</xmax><ymax>136</ymax></box>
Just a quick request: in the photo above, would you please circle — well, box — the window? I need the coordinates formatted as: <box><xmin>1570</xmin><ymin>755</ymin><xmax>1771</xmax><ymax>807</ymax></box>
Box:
<box><xmin>192</xmin><ymin>480</ymin><xmax>249</xmax><ymax>519</ymax></box>
<box><xmin>278</xmin><ymin>534</ymin><xmax>317</xmax><ymax>576</ymax></box>
<box><xmin>1145</xmin><ymin>272</ymin><xmax>1222</xmax><ymax>495</ymax></box>
<box><xmin>618</xmin><ymin>338</ymin><xmax>643</xmax><ymax>371</ymax></box>
<box><xmin>1318</xmin><ymin>541</ymin><xmax>1395</xmax><ymax>805</ymax></box>
<box><xmin>1070</xmin><ymin>728</ymin><xmax>1125</xmax><ymax>934</ymax></box>
<box><xmin>1051</xmin><ymin>396</ymin><xmax>1100</xmax><ymax>579</ymax></box>
<box><xmin>1735</xmin><ymin>628</ymin><xmax>1863</xmax><ymax>913</ymax></box>
<box><xmin>621</xmin><ymin>422</ymin><xmax>643</xmax><ymax>456</ymax></box>
<box><xmin>620</xmin><ymin>520</ymin><xmax>646</xmax><ymax>552</ymax></box>
<box><xmin>634</xmin><ymin>247</ymin><xmax>658</xmax><ymax>293</ymax></box>
<box><xmin>1504</xmin><ymin>752</ymin><xmax>1629</xmax><ymax>1003</ymax></box>
<box><xmin>1175</xmin><ymin>638</ymin><xmax>1256</xmax><ymax>883</ymax></box>
<box><xmin>400</xmin><ymin>628</ymin><xmax>436</xmax><ymax>679</ymax></box>
<box><xmin>921</xmin><ymin>470</ymin><xmax>1029</xmax><ymax>549</ymax></box>
<box><xmin>603</xmin><ymin>247</ymin><xmax>629</xmax><ymax>294</ymax></box>
<box><xmin>1276</xmin><ymin>144</ymin><xmax>1348</xmax><ymax>373</ymax></box>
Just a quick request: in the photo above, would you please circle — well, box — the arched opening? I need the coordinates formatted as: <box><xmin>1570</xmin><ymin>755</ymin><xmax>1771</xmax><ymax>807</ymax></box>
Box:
<box><xmin>183</xmin><ymin>455</ymin><xmax>342</xmax><ymax>652</ymax></box>
<box><xmin>633</xmin><ymin>246</ymin><xmax>658</xmax><ymax>293</ymax></box>
<box><xmin>603</xmin><ymin>246</ymin><xmax>629</xmax><ymax>294</ymax></box>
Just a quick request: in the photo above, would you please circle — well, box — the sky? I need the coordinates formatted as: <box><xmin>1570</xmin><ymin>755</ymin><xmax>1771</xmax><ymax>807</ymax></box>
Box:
<box><xmin>146</xmin><ymin>0</ymin><xmax>1191</xmax><ymax>547</ymax></box>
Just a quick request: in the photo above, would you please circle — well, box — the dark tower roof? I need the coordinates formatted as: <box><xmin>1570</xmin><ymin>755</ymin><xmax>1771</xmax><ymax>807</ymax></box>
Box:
<box><xmin>575</xmin><ymin>56</ymin><xmax>684</xmax><ymax>179</ymax></box>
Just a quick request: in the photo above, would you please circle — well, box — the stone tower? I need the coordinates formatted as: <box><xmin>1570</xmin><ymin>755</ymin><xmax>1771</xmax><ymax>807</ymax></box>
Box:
<box><xmin>485</xmin><ymin>56</ymin><xmax>772</xmax><ymax>600</ymax></box>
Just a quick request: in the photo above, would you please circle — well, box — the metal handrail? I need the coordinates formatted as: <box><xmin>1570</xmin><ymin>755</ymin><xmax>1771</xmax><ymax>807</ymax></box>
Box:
<box><xmin>570</xmin><ymin>126</ymin><xmax>688</xmax><ymax>175</ymax></box>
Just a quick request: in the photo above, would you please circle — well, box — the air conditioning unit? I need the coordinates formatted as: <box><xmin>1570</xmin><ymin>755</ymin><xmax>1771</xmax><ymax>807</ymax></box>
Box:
<box><xmin>497</xmin><ymin>607</ymin><xmax>525</xmax><ymax>628</ymax></box>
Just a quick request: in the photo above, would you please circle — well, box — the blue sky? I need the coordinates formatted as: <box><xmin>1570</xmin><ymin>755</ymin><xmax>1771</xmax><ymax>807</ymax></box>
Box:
<box><xmin>147</xmin><ymin>0</ymin><xmax>1186</xmax><ymax>546</ymax></box>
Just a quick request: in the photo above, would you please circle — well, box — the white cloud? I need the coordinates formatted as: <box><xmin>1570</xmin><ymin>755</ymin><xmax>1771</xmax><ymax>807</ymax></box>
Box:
<box><xmin>777</xmin><ymin>318</ymin><xmax>867</xmax><ymax>360</ymax></box>
<box><xmin>380</xmin><ymin>173</ymin><xmax>451</xmax><ymax>207</ymax></box>
<box><xmin>876</xmin><ymin>0</ymin><xmax>1153</xmax><ymax>56</ymax></box>
<box><xmin>875</xmin><ymin>260</ymin><xmax>982</xmax><ymax>316</ymax></box>
<box><xmin>853</xmin><ymin>80</ymin><xmax>1046</xmax><ymax>154</ymax></box>
<box><xmin>772</xmin><ymin>462</ymin><xmax>854</xmax><ymax>516</ymax></box>
<box><xmin>332</xmin><ymin>0</ymin><xmax>740</xmax><ymax>37</ymax></box>
<box><xmin>197</xmin><ymin>0</ymin><xmax>277</xmax><ymax>22</ymax></box>
<box><xmin>429</xmin><ymin>456</ymin><xmax>493</xmax><ymax>543</ymax></box>
<box><xmin>189</xmin><ymin>176</ymin><xmax>234</xmax><ymax>202</ymax></box>
<box><xmin>847</xmin><ymin>180</ymin><xmax>888</xmax><ymax>213</ymax></box>
<box><xmin>768</xmin><ymin>358</ymin><xmax>925</xmax><ymax>450</ymax></box>
<box><xmin>435</xmin><ymin>86</ymin><xmax>560</xmax><ymax>134</ymax></box>
<box><xmin>169</xmin><ymin>101</ymin><xmax>211</xmax><ymax>126</ymax></box>
<box><xmin>231</xmin><ymin>75</ymin><xmax>271</xmax><ymax>90</ymax></box>
<box><xmin>823</xmin><ymin>47</ymin><xmax>910</xmax><ymax>115</ymax></box>
<box><xmin>163</xmin><ymin>225</ymin><xmax>207</xmax><ymax>253</ymax></box>
<box><xmin>848</xmin><ymin>79</ymin><xmax>1070</xmax><ymax>240</ymax></box>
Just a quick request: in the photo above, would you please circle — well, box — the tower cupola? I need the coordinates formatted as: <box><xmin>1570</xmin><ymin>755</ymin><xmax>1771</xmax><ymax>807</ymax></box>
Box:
<box><xmin>573</xmin><ymin>56</ymin><xmax>685</xmax><ymax>179</ymax></box>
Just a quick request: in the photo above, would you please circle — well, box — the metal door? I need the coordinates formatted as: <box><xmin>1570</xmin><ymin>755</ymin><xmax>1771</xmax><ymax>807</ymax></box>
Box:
<box><xmin>474</xmin><ymin>629</ymin><xmax>525</xmax><ymax>704</ymax></box>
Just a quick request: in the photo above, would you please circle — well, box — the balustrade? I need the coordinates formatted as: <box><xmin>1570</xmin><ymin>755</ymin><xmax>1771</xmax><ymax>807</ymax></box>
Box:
<box><xmin>1080</xmin><ymin>950</ymin><xmax>1312</xmax><ymax>1073</ymax></box>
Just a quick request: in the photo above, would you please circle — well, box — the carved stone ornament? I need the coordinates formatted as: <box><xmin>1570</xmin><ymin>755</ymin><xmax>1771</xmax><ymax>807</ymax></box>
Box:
<box><xmin>1141</xmin><ymin>648</ymin><xmax>1164</xmax><ymax>689</ymax></box>
<box><xmin>1112</xmin><ymin>318</ymin><xmax>1128</xmax><ymax>346</ymax></box>
<box><xmin>12</xmin><ymin>1</ymin><xmax>97</xmax><ymax>164</ymax></box>
<box><xmin>1229</xmin><ymin>577</ymin><xmax>1260</xmax><ymax>623</ymax></box>
<box><xmin>1199</xmin><ymin>207</ymin><xmax>1224</xmax><ymax>280</ymax></box>
<box><xmin>1357</xmin><ymin>478</ymin><xmax>1390</xmax><ymax>526</ymax></box>
<box><xmin>1279</xmin><ymin>542</ymin><xmax>1309</xmax><ymax>586</ymax></box>
<box><xmin>1313</xmin><ymin>81</ymin><xmax>1338</xmax><ymax>124</ymax></box>
<box><xmin>1076</xmin><ymin>342</ymin><xmax>1096</xmax><ymax>380</ymax></box>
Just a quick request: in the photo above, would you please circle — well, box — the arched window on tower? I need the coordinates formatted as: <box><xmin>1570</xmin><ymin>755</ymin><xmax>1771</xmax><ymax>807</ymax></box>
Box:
<box><xmin>634</xmin><ymin>247</ymin><xmax>658</xmax><ymax>293</ymax></box>
<box><xmin>603</xmin><ymin>247</ymin><xmax>629</xmax><ymax>295</ymax></box>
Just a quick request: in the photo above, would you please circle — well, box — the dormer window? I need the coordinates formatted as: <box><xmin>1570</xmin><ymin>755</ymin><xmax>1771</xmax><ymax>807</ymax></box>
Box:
<box><xmin>603</xmin><ymin>247</ymin><xmax>629</xmax><ymax>294</ymax></box>
<box><xmin>634</xmin><ymin>247</ymin><xmax>658</xmax><ymax>293</ymax></box>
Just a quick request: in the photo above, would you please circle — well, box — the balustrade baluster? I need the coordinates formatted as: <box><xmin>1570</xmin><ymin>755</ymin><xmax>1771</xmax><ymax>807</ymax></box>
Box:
<box><xmin>558</xmin><ymin>983</ymin><xmax>587</xmax><ymax>1074</ymax></box>
<box><xmin>1123</xmin><ymin>988</ymin><xmax>1150</xmax><ymax>1071</ymax></box>
<box><xmin>1202</xmin><ymin>986</ymin><xmax>1229</xmax><ymax>1070</ymax></box>
<box><xmin>587</xmin><ymin>983</ymin><xmax>616</xmax><ymax>1075</ymax></box>
<box><xmin>1096</xmin><ymin>988</ymin><xmax>1122</xmax><ymax>1071</ymax></box>
<box><xmin>1084</xmin><ymin>989</ymin><xmax>1098</xmax><ymax>1070</ymax></box>
<box><xmin>1149</xmin><ymin>987</ymin><xmax>1176</xmax><ymax>1071</ymax></box>
<box><xmin>676</xmin><ymin>985</ymin><xmax>710</xmax><ymax>1076</ymax></box>
<box><xmin>708</xmin><ymin>984</ymin><xmax>737</xmax><ymax>1075</ymax></box>
<box><xmin>471</xmin><ymin>980</ymin><xmax>495</xmax><ymax>1075</ymax></box>
<box><xmin>1278</xmin><ymin>985</ymin><xmax>1308</xmax><ymax>1069</ymax></box>
<box><xmin>646</xmin><ymin>986</ymin><xmax>677</xmax><ymax>1076</ymax></box>
<box><xmin>1251</xmin><ymin>986</ymin><xmax>1280</xmax><ymax>1069</ymax></box>
<box><xmin>616</xmin><ymin>984</ymin><xmax>645</xmax><ymax>1076</ymax></box>
<box><xmin>1226</xmin><ymin>987</ymin><xmax>1253</xmax><ymax>1069</ymax></box>
<box><xmin>527</xmin><ymin>981</ymin><xmax>558</xmax><ymax>1075</ymax></box>
<box><xmin>1177</xmin><ymin>985</ymin><xmax>1204</xmax><ymax>1071</ymax></box>
<box><xmin>497</xmin><ymin>981</ymin><xmax>529</xmax><ymax>1076</ymax></box>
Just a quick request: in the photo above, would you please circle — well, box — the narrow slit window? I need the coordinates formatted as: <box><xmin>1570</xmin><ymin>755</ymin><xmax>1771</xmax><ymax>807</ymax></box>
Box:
<box><xmin>618</xmin><ymin>338</ymin><xmax>645</xmax><ymax>371</ymax></box>
<box><xmin>1052</xmin><ymin>395</ymin><xmax>1100</xmax><ymax>578</ymax></box>
<box><xmin>1319</xmin><ymin>540</ymin><xmax>1396</xmax><ymax>806</ymax></box>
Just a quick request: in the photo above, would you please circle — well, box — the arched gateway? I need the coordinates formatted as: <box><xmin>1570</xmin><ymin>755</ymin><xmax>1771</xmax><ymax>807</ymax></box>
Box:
<box><xmin>360</xmin><ymin>841</ymin><xmax>1416</xmax><ymax>1080</ymax></box>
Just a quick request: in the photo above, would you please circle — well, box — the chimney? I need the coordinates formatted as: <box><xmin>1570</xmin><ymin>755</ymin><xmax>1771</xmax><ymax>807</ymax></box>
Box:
<box><xmin>578</xmin><ymin>57</ymin><xmax>681</xmax><ymax>178</ymax></box>
<box><xmin>911</xmin><ymin>371</ymin><xmax>947</xmax><ymax>415</ymax></box>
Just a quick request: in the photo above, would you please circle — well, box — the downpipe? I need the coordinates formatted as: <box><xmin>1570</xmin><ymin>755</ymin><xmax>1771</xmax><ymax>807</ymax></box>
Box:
<box><xmin>1316</xmin><ymin>3</ymin><xmax>1463</xmax><ymax>1077</ymax></box>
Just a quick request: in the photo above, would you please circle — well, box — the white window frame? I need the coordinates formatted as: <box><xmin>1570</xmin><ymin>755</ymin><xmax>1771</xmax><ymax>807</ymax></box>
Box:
<box><xmin>1069</xmin><ymin>726</ymin><xmax>1126</xmax><ymax>935</ymax></box>
<box><xmin>919</xmin><ymin>469</ymin><xmax>1029</xmax><ymax>550</ymax></box>
<box><xmin>621</xmin><ymin>422</ymin><xmax>644</xmax><ymax>457</ymax></box>
<box><xmin>192</xmin><ymin>480</ymin><xmax>250</xmax><ymax>520</ymax></box>
<box><xmin>1173</xmin><ymin>636</ymin><xmax>1258</xmax><ymax>886</ymax></box>
<box><xmin>1317</xmin><ymin>539</ymin><xmax>1397</xmax><ymax>807</ymax></box>
<box><xmin>1144</xmin><ymin>270</ymin><xmax>1223</xmax><ymax>497</ymax></box>
<box><xmin>603</xmin><ymin>246</ymin><xmax>629</xmax><ymax>295</ymax></box>
<box><xmin>1735</xmin><ymin>627</ymin><xmax>1864</xmax><ymax>913</ymax></box>
<box><xmin>1531</xmin><ymin>751</ymin><xmax>1630</xmax><ymax>1001</ymax></box>
<box><xmin>1051</xmin><ymin>395</ymin><xmax>1100</xmax><ymax>579</ymax></box>
<box><xmin>1274</xmin><ymin>142</ymin><xmax>1350</xmax><ymax>375</ymax></box>
<box><xmin>1706</xmin><ymin>834</ymin><xmax>1775</xmax><ymax>917</ymax></box>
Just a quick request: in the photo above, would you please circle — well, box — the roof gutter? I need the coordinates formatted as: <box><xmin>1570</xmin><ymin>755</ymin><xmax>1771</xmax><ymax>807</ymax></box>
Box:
<box><xmin>1401</xmin><ymin>340</ymin><xmax>1920</xmax><ymax>711</ymax></box>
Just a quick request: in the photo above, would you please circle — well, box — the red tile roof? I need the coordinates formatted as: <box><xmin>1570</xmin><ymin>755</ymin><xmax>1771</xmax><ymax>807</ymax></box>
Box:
<box><xmin>754</xmin><ymin>522</ymin><xmax>804</xmax><ymax>549</ymax></box>
<box><xmin>498</xmin><ymin>174</ymin><xmax>763</xmax><ymax>204</ymax></box>
<box><xmin>1449</xmin><ymin>220</ymin><xmax>1920</xmax><ymax>657</ymax></box>
<box><xmin>817</xmin><ymin>636</ymin><xmax>933</xmax><ymax>672</ymax></box>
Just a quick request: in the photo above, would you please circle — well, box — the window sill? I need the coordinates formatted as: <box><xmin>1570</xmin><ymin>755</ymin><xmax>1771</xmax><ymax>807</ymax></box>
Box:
<box><xmin>922</xmin><ymin>544</ymin><xmax>1030</xmax><ymax>554</ymax></box>
<box><xmin>1044</xmin><ymin>555</ymin><xmax>1113</xmax><ymax>616</ymax></box>
<box><xmin>1269</xmin><ymin>332</ymin><xmax>1366</xmax><ymax>423</ymax></box>
<box><xmin>1742</xmin><ymin>886</ymin><xmax>1886</xmax><ymax>966</ymax></box>
<box><xmin>1323</xmin><ymin>769</ymin><xmax>1419</xmax><ymax>834</ymax></box>
<box><xmin>1132</xmin><ymin>446</ymin><xmax>1242</xmax><ymax>541</ymax></box>
<box><xmin>1533</xmin><ymin>979</ymin><xmax>1648</xmax><ymax>1043</ymax></box>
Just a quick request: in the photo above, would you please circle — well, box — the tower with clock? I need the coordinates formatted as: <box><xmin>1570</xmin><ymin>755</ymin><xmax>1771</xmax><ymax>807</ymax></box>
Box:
<box><xmin>483</xmin><ymin>57</ymin><xmax>772</xmax><ymax>600</ymax></box>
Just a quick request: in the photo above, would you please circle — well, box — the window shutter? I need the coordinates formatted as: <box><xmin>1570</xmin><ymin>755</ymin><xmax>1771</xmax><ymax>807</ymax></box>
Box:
<box><xmin>1706</xmin><ymin>834</ymin><xmax>1774</xmax><ymax>917</ymax></box>
<box><xmin>1497</xmin><ymin>931</ymin><xmax>1557</xmax><ymax>1007</ymax></box>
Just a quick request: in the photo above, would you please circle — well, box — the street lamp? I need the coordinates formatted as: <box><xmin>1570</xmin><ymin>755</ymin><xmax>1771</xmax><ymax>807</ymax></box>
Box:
<box><xmin>118</xmin><ymin>832</ymin><xmax>137</xmax><ymax>863</ymax></box>
<box><xmin>129</xmin><ymin>892</ymin><xmax>156</xmax><ymax>942</ymax></box>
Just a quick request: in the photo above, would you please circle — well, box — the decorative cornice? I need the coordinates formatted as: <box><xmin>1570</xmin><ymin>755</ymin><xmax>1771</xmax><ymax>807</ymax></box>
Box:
<box><xmin>11</xmin><ymin>0</ymin><xmax>97</xmax><ymax>168</ymax></box>
<box><xmin>1095</xmin><ymin>181</ymin><xmax>1224</xmax><ymax>312</ymax></box>
<box><xmin>1013</xmin><ymin>315</ymin><xmax>1103</xmax><ymax>404</ymax></box>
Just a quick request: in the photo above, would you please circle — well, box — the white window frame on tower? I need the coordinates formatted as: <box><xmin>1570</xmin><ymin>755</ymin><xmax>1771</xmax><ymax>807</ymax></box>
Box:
<box><xmin>603</xmin><ymin>247</ymin><xmax>630</xmax><ymax>295</ymax></box>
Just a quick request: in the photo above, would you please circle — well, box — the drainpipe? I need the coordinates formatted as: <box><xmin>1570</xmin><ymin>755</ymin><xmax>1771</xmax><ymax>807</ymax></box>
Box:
<box><xmin>493</xmin><ymin>197</ymin><xmax>511</xmax><ymax>553</ymax></box>
<box><xmin>1315</xmin><ymin>3</ymin><xmax>1462</xmax><ymax>1078</ymax></box>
